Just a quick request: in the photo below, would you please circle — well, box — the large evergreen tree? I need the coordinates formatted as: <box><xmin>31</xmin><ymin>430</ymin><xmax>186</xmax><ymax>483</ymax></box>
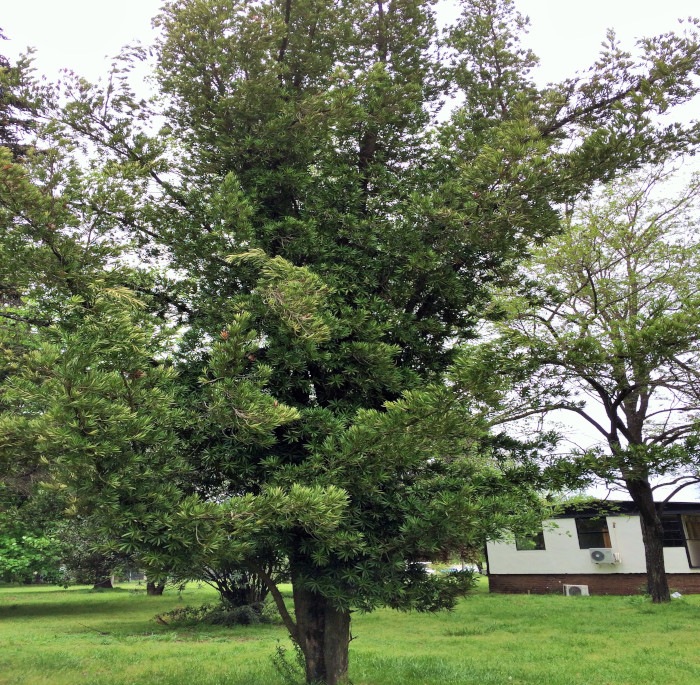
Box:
<box><xmin>3</xmin><ymin>1</ymin><xmax>700</xmax><ymax>682</ymax></box>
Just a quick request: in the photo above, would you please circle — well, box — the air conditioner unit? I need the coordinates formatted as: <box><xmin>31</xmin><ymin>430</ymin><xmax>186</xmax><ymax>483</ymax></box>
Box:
<box><xmin>563</xmin><ymin>584</ymin><xmax>589</xmax><ymax>596</ymax></box>
<box><xmin>590</xmin><ymin>548</ymin><xmax>618</xmax><ymax>564</ymax></box>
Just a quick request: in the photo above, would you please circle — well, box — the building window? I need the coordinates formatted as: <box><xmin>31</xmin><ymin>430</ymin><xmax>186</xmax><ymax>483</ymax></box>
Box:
<box><xmin>575</xmin><ymin>517</ymin><xmax>611</xmax><ymax>549</ymax></box>
<box><xmin>682</xmin><ymin>515</ymin><xmax>700</xmax><ymax>568</ymax></box>
<box><xmin>661</xmin><ymin>515</ymin><xmax>686</xmax><ymax>547</ymax></box>
<box><xmin>515</xmin><ymin>530</ymin><xmax>546</xmax><ymax>551</ymax></box>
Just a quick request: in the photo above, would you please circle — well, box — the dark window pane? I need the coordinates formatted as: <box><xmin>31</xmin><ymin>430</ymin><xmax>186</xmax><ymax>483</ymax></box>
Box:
<box><xmin>516</xmin><ymin>530</ymin><xmax>545</xmax><ymax>551</ymax></box>
<box><xmin>575</xmin><ymin>517</ymin><xmax>609</xmax><ymax>549</ymax></box>
<box><xmin>661</xmin><ymin>515</ymin><xmax>686</xmax><ymax>547</ymax></box>
<box><xmin>515</xmin><ymin>531</ymin><xmax>545</xmax><ymax>550</ymax></box>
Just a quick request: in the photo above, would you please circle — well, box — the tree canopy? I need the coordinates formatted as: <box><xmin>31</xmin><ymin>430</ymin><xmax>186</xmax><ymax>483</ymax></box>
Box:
<box><xmin>477</xmin><ymin>166</ymin><xmax>700</xmax><ymax>601</ymax></box>
<box><xmin>0</xmin><ymin>28</ymin><xmax>36</xmax><ymax>160</ymax></box>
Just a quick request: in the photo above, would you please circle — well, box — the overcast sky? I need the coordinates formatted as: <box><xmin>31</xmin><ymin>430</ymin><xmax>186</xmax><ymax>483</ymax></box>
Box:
<box><xmin>2</xmin><ymin>1</ymin><xmax>700</xmax><ymax>84</ymax></box>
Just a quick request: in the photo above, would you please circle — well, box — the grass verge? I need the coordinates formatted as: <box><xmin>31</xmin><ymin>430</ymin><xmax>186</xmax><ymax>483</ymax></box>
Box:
<box><xmin>1</xmin><ymin>578</ymin><xmax>698</xmax><ymax>684</ymax></box>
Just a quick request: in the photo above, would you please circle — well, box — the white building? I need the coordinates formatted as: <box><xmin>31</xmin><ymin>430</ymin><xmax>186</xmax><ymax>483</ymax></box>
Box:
<box><xmin>486</xmin><ymin>502</ymin><xmax>700</xmax><ymax>595</ymax></box>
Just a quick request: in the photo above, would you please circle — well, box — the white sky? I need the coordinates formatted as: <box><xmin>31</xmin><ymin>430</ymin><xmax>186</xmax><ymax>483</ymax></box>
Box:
<box><xmin>3</xmin><ymin>0</ymin><xmax>699</xmax><ymax>501</ymax></box>
<box><xmin>2</xmin><ymin>1</ymin><xmax>700</xmax><ymax>84</ymax></box>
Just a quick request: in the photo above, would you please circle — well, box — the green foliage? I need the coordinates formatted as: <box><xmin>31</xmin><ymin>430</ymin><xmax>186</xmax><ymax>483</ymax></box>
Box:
<box><xmin>0</xmin><ymin>293</ymin><xmax>197</xmax><ymax>583</ymax></box>
<box><xmin>0</xmin><ymin>32</ymin><xmax>37</xmax><ymax>159</ymax></box>
<box><xmin>272</xmin><ymin>638</ymin><xmax>307</xmax><ymax>685</ymax></box>
<box><xmin>55</xmin><ymin>518</ymin><xmax>135</xmax><ymax>586</ymax></box>
<box><xmin>0</xmin><ymin>481</ymin><xmax>68</xmax><ymax>584</ymax></box>
<box><xmin>0</xmin><ymin>530</ymin><xmax>64</xmax><ymax>583</ymax></box>
<box><xmin>156</xmin><ymin>599</ymin><xmax>281</xmax><ymax>626</ymax></box>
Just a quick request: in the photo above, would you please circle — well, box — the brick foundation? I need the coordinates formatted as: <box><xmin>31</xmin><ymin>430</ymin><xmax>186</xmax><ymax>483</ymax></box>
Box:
<box><xmin>488</xmin><ymin>573</ymin><xmax>700</xmax><ymax>595</ymax></box>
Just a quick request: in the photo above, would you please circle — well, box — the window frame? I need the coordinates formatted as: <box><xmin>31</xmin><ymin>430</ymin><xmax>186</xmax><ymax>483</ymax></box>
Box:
<box><xmin>515</xmin><ymin>529</ymin><xmax>546</xmax><ymax>551</ymax></box>
<box><xmin>575</xmin><ymin>516</ymin><xmax>611</xmax><ymax>549</ymax></box>
<box><xmin>661</xmin><ymin>514</ymin><xmax>686</xmax><ymax>548</ymax></box>
<box><xmin>682</xmin><ymin>514</ymin><xmax>700</xmax><ymax>568</ymax></box>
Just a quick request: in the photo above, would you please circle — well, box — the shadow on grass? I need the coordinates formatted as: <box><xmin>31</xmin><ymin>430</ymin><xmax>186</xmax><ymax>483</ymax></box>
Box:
<box><xmin>0</xmin><ymin>585</ymin><xmax>140</xmax><ymax>597</ymax></box>
<box><xmin>0</xmin><ymin>588</ymin><xmax>169</xmax><ymax>620</ymax></box>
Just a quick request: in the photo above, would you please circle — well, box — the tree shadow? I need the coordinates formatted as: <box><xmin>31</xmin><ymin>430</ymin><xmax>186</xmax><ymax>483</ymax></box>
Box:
<box><xmin>0</xmin><ymin>587</ymin><xmax>161</xmax><ymax>620</ymax></box>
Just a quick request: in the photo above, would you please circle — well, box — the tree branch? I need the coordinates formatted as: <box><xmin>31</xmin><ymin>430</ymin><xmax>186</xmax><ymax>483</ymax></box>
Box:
<box><xmin>661</xmin><ymin>477</ymin><xmax>700</xmax><ymax>506</ymax></box>
<box><xmin>247</xmin><ymin>559</ymin><xmax>298</xmax><ymax>642</ymax></box>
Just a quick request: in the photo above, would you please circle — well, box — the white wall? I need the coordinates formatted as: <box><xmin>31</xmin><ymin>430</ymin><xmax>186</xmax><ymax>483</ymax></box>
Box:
<box><xmin>487</xmin><ymin>516</ymin><xmax>698</xmax><ymax>575</ymax></box>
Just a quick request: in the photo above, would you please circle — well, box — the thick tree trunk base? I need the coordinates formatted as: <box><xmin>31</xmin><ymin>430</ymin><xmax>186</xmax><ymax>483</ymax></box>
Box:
<box><xmin>292</xmin><ymin>581</ymin><xmax>351</xmax><ymax>685</ymax></box>
<box><xmin>147</xmin><ymin>581</ymin><xmax>165</xmax><ymax>596</ymax></box>
<box><xmin>93</xmin><ymin>577</ymin><xmax>113</xmax><ymax>590</ymax></box>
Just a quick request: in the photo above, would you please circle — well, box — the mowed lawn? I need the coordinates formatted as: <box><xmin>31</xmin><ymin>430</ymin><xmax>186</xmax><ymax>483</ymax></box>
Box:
<box><xmin>1</xmin><ymin>578</ymin><xmax>699</xmax><ymax>685</ymax></box>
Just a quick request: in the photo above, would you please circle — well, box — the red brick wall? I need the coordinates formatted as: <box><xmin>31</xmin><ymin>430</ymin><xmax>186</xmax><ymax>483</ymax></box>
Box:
<box><xmin>488</xmin><ymin>573</ymin><xmax>700</xmax><ymax>595</ymax></box>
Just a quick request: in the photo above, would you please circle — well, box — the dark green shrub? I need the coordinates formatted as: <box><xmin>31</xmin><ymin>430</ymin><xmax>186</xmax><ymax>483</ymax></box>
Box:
<box><xmin>155</xmin><ymin>599</ymin><xmax>281</xmax><ymax>627</ymax></box>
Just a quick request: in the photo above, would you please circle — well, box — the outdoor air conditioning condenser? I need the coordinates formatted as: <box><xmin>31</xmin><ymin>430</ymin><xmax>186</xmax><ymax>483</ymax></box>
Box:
<box><xmin>563</xmin><ymin>584</ymin><xmax>589</xmax><ymax>596</ymax></box>
<box><xmin>589</xmin><ymin>548</ymin><xmax>618</xmax><ymax>564</ymax></box>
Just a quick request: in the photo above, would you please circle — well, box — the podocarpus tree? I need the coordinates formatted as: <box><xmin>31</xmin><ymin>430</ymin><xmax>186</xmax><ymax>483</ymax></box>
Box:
<box><xmin>0</xmin><ymin>29</ymin><xmax>36</xmax><ymax>160</ymax></box>
<box><xmin>4</xmin><ymin>0</ymin><xmax>700</xmax><ymax>681</ymax></box>
<box><xmin>475</xmin><ymin>167</ymin><xmax>700</xmax><ymax>603</ymax></box>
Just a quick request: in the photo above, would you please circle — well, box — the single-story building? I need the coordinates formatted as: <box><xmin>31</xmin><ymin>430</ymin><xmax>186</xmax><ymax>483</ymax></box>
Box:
<box><xmin>486</xmin><ymin>501</ymin><xmax>700</xmax><ymax>595</ymax></box>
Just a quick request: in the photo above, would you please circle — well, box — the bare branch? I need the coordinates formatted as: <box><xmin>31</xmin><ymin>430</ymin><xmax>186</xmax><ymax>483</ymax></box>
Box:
<box><xmin>661</xmin><ymin>477</ymin><xmax>700</xmax><ymax>505</ymax></box>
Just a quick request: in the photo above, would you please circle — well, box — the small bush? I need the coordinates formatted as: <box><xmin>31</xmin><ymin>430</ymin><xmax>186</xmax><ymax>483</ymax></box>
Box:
<box><xmin>271</xmin><ymin>639</ymin><xmax>306</xmax><ymax>685</ymax></box>
<box><xmin>155</xmin><ymin>599</ymin><xmax>281</xmax><ymax>627</ymax></box>
<box><xmin>626</xmin><ymin>594</ymin><xmax>652</xmax><ymax>607</ymax></box>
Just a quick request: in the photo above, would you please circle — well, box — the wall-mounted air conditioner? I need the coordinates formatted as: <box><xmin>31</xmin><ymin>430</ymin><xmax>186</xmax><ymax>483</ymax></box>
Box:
<box><xmin>563</xmin><ymin>584</ymin><xmax>589</xmax><ymax>596</ymax></box>
<box><xmin>589</xmin><ymin>548</ymin><xmax>619</xmax><ymax>564</ymax></box>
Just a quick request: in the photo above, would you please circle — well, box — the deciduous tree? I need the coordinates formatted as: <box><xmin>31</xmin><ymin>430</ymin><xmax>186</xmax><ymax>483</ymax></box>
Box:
<box><xmin>478</xmin><ymin>167</ymin><xmax>700</xmax><ymax>602</ymax></box>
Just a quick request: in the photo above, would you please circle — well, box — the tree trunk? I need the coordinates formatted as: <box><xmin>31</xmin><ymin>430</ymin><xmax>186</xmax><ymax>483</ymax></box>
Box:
<box><xmin>626</xmin><ymin>477</ymin><xmax>671</xmax><ymax>603</ymax></box>
<box><xmin>93</xmin><ymin>576</ymin><xmax>113</xmax><ymax>589</ymax></box>
<box><xmin>146</xmin><ymin>581</ymin><xmax>165</xmax><ymax>596</ymax></box>
<box><xmin>219</xmin><ymin>583</ymin><xmax>250</xmax><ymax>606</ymax></box>
<box><xmin>292</xmin><ymin>581</ymin><xmax>351</xmax><ymax>685</ymax></box>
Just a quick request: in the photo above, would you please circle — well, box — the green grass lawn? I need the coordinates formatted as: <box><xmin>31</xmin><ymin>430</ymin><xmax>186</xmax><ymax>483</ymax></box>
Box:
<box><xmin>1</xmin><ymin>578</ymin><xmax>699</xmax><ymax>684</ymax></box>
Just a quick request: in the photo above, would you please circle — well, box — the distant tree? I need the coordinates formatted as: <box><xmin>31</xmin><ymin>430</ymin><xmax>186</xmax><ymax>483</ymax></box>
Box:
<box><xmin>0</xmin><ymin>454</ymin><xmax>68</xmax><ymax>585</ymax></box>
<box><xmin>57</xmin><ymin>518</ymin><xmax>133</xmax><ymax>589</ymax></box>
<box><xmin>478</xmin><ymin>167</ymin><xmax>700</xmax><ymax>602</ymax></box>
<box><xmin>0</xmin><ymin>527</ymin><xmax>64</xmax><ymax>584</ymax></box>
